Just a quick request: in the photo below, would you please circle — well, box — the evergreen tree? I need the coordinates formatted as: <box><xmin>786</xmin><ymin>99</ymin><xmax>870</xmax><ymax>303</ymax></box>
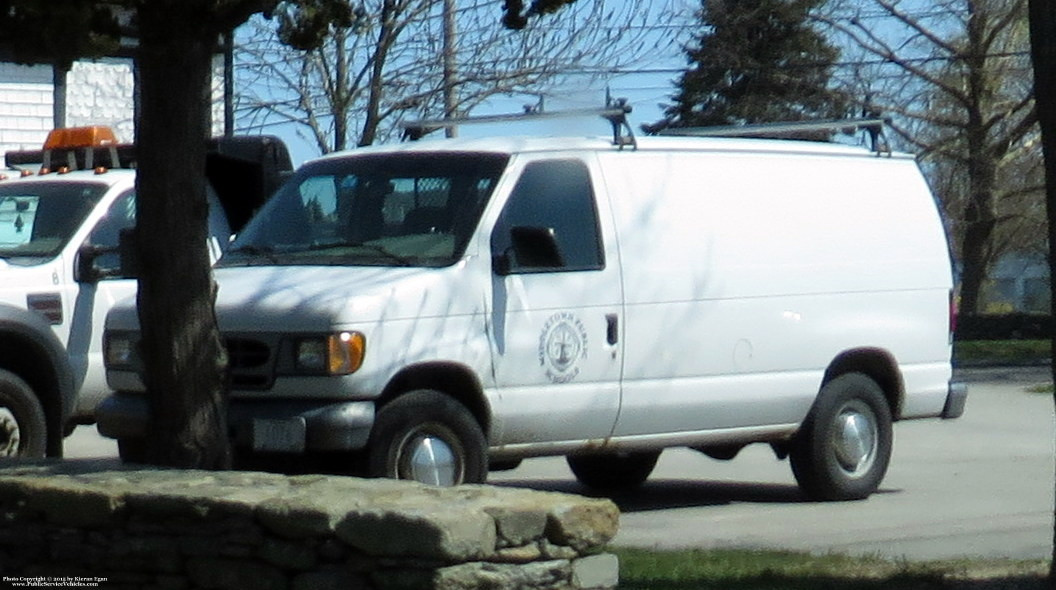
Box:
<box><xmin>0</xmin><ymin>0</ymin><xmax>120</xmax><ymax>69</ymax></box>
<box><xmin>662</xmin><ymin>0</ymin><xmax>846</xmax><ymax>129</ymax></box>
<box><xmin>502</xmin><ymin>0</ymin><xmax>578</xmax><ymax>29</ymax></box>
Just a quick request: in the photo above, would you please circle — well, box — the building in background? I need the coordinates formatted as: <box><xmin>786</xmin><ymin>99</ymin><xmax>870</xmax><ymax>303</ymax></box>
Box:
<box><xmin>978</xmin><ymin>252</ymin><xmax>1050</xmax><ymax>315</ymax></box>
<box><xmin>0</xmin><ymin>57</ymin><xmax>226</xmax><ymax>166</ymax></box>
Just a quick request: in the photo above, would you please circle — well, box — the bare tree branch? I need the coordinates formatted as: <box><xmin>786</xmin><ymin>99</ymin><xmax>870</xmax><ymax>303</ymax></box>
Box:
<box><xmin>824</xmin><ymin>0</ymin><xmax>1040</xmax><ymax>314</ymax></box>
<box><xmin>235</xmin><ymin>0</ymin><xmax>685</xmax><ymax>152</ymax></box>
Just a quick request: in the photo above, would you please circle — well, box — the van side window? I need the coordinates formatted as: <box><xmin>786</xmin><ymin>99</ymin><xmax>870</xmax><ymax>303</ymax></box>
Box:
<box><xmin>492</xmin><ymin>159</ymin><xmax>603</xmax><ymax>273</ymax></box>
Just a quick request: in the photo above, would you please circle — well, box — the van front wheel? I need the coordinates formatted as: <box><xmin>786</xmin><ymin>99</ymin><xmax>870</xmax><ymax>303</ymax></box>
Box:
<box><xmin>790</xmin><ymin>373</ymin><xmax>892</xmax><ymax>501</ymax></box>
<box><xmin>567</xmin><ymin>450</ymin><xmax>660</xmax><ymax>491</ymax></box>
<box><xmin>368</xmin><ymin>390</ymin><xmax>487</xmax><ymax>486</ymax></box>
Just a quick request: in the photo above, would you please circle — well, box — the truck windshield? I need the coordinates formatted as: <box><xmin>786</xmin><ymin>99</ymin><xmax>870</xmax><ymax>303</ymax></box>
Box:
<box><xmin>222</xmin><ymin>152</ymin><xmax>508</xmax><ymax>268</ymax></box>
<box><xmin>0</xmin><ymin>181</ymin><xmax>108</xmax><ymax>263</ymax></box>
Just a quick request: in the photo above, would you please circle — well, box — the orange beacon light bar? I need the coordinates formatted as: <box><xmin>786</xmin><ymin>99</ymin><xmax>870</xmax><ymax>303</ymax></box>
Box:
<box><xmin>42</xmin><ymin>126</ymin><xmax>117</xmax><ymax>151</ymax></box>
<box><xmin>39</xmin><ymin>126</ymin><xmax>121</xmax><ymax>173</ymax></box>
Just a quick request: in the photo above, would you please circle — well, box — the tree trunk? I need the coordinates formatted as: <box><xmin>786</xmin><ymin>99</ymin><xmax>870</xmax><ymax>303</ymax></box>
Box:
<box><xmin>957</xmin><ymin>148</ymin><xmax>999</xmax><ymax>315</ymax></box>
<box><xmin>957</xmin><ymin>4</ymin><xmax>1000</xmax><ymax>316</ymax></box>
<box><xmin>957</xmin><ymin>208</ymin><xmax>996</xmax><ymax>315</ymax></box>
<box><xmin>1025</xmin><ymin>0</ymin><xmax>1056</xmax><ymax>582</ymax></box>
<box><xmin>134</xmin><ymin>5</ymin><xmax>231</xmax><ymax>469</ymax></box>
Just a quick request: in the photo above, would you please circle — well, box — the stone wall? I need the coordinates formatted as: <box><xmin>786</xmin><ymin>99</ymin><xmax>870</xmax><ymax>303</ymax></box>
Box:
<box><xmin>0</xmin><ymin>463</ymin><xmax>619</xmax><ymax>590</ymax></box>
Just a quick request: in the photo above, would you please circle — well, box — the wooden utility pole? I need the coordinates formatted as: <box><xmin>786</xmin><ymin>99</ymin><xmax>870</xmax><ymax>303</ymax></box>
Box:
<box><xmin>442</xmin><ymin>0</ymin><xmax>457</xmax><ymax>138</ymax></box>
<box><xmin>52</xmin><ymin>64</ymin><xmax>66</xmax><ymax>129</ymax></box>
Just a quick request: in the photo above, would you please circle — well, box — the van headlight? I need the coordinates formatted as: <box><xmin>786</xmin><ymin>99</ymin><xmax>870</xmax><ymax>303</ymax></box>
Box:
<box><xmin>104</xmin><ymin>332</ymin><xmax>138</xmax><ymax>370</ymax></box>
<box><xmin>295</xmin><ymin>332</ymin><xmax>365</xmax><ymax>375</ymax></box>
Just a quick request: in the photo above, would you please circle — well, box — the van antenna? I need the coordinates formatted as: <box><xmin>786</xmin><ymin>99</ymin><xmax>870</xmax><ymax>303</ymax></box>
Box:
<box><xmin>652</xmin><ymin>117</ymin><xmax>892</xmax><ymax>155</ymax></box>
<box><xmin>400</xmin><ymin>99</ymin><xmax>637</xmax><ymax>150</ymax></box>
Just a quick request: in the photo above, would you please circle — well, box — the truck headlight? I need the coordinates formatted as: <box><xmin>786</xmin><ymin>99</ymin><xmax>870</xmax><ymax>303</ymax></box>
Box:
<box><xmin>104</xmin><ymin>333</ymin><xmax>137</xmax><ymax>370</ymax></box>
<box><xmin>295</xmin><ymin>332</ymin><xmax>365</xmax><ymax>375</ymax></box>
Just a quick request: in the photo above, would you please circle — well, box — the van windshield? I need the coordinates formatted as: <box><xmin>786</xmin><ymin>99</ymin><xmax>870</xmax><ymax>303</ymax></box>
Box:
<box><xmin>0</xmin><ymin>181</ymin><xmax>108</xmax><ymax>264</ymax></box>
<box><xmin>221</xmin><ymin>152</ymin><xmax>508</xmax><ymax>268</ymax></box>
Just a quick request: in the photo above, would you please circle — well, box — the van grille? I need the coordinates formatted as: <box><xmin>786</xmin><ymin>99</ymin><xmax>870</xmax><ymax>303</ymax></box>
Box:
<box><xmin>225</xmin><ymin>337</ymin><xmax>273</xmax><ymax>389</ymax></box>
<box><xmin>227</xmin><ymin>338</ymin><xmax>269</xmax><ymax>367</ymax></box>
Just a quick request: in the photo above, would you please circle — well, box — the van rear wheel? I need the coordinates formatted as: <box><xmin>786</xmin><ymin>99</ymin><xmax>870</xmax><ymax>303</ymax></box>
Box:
<box><xmin>0</xmin><ymin>369</ymin><xmax>46</xmax><ymax>459</ymax></box>
<box><xmin>567</xmin><ymin>450</ymin><xmax>660</xmax><ymax>492</ymax></box>
<box><xmin>368</xmin><ymin>390</ymin><xmax>487</xmax><ymax>486</ymax></box>
<box><xmin>790</xmin><ymin>373</ymin><xmax>892</xmax><ymax>501</ymax></box>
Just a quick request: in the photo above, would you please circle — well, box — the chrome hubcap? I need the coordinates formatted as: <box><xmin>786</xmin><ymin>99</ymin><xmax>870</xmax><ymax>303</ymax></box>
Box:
<box><xmin>833</xmin><ymin>403</ymin><xmax>877</xmax><ymax>476</ymax></box>
<box><xmin>405</xmin><ymin>433</ymin><xmax>459</xmax><ymax>486</ymax></box>
<box><xmin>0</xmin><ymin>408</ymin><xmax>21</xmax><ymax>457</ymax></box>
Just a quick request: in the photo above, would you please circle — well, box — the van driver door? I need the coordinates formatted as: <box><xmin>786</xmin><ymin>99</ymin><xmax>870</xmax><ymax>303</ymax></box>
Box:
<box><xmin>485</xmin><ymin>156</ymin><xmax>624</xmax><ymax>448</ymax></box>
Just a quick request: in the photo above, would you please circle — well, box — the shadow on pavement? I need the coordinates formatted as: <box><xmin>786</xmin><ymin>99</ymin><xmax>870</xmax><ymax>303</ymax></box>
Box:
<box><xmin>492</xmin><ymin>477</ymin><xmax>904</xmax><ymax>511</ymax></box>
<box><xmin>954</xmin><ymin>365</ymin><xmax>1053</xmax><ymax>383</ymax></box>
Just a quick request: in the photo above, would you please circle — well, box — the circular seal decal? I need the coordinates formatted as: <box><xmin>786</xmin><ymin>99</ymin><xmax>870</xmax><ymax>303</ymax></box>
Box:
<box><xmin>538</xmin><ymin>312</ymin><xmax>588</xmax><ymax>383</ymax></box>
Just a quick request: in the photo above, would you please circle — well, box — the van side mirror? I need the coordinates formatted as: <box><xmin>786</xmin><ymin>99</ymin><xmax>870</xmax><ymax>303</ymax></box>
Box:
<box><xmin>493</xmin><ymin>226</ymin><xmax>564</xmax><ymax>276</ymax></box>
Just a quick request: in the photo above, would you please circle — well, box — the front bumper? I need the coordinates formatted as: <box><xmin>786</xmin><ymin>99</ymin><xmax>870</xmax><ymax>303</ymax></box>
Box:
<box><xmin>941</xmin><ymin>381</ymin><xmax>968</xmax><ymax>419</ymax></box>
<box><xmin>95</xmin><ymin>393</ymin><xmax>376</xmax><ymax>452</ymax></box>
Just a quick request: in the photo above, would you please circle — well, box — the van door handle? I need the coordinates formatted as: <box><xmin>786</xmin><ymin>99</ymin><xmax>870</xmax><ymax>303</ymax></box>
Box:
<box><xmin>606</xmin><ymin>314</ymin><xmax>619</xmax><ymax>345</ymax></box>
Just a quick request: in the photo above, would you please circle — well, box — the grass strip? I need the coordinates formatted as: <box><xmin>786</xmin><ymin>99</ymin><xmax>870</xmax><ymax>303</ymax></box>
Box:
<box><xmin>613</xmin><ymin>547</ymin><xmax>1049</xmax><ymax>589</ymax></box>
<box><xmin>954</xmin><ymin>339</ymin><xmax>1050</xmax><ymax>364</ymax></box>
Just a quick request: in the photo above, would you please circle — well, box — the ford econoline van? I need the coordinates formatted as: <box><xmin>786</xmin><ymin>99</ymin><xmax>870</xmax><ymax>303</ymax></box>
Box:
<box><xmin>99</xmin><ymin>116</ymin><xmax>964</xmax><ymax>501</ymax></box>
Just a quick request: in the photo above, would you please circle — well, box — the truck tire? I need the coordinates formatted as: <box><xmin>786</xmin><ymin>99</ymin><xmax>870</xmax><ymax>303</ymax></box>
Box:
<box><xmin>367</xmin><ymin>390</ymin><xmax>487</xmax><ymax>486</ymax></box>
<box><xmin>790</xmin><ymin>372</ymin><xmax>893</xmax><ymax>501</ymax></box>
<box><xmin>0</xmin><ymin>369</ymin><xmax>47</xmax><ymax>458</ymax></box>
<box><xmin>117</xmin><ymin>438</ymin><xmax>148</xmax><ymax>464</ymax></box>
<box><xmin>567</xmin><ymin>450</ymin><xmax>660</xmax><ymax>491</ymax></box>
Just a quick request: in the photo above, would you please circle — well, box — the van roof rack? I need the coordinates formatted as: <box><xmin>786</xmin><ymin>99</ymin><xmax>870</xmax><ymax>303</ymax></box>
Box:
<box><xmin>401</xmin><ymin>99</ymin><xmax>637</xmax><ymax>150</ymax></box>
<box><xmin>652</xmin><ymin>117</ymin><xmax>890</xmax><ymax>154</ymax></box>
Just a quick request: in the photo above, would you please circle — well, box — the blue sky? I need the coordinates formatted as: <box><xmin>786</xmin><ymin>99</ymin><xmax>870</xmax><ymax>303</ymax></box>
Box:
<box><xmin>237</xmin><ymin>1</ymin><xmax>696</xmax><ymax>166</ymax></box>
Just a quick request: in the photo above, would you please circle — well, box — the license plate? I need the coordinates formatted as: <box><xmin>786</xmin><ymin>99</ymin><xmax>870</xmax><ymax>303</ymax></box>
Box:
<box><xmin>251</xmin><ymin>418</ymin><xmax>307</xmax><ymax>453</ymax></box>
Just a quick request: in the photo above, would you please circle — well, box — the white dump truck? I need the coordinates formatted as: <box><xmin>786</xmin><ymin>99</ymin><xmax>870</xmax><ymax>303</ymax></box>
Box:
<box><xmin>0</xmin><ymin>126</ymin><xmax>290</xmax><ymax>458</ymax></box>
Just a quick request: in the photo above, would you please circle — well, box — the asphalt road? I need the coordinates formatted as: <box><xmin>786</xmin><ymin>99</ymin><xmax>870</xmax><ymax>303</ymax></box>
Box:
<box><xmin>63</xmin><ymin>366</ymin><xmax>1056</xmax><ymax>561</ymax></box>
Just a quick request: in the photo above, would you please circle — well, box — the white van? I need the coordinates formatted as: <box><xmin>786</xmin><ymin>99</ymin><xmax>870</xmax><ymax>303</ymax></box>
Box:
<box><xmin>99</xmin><ymin>114</ymin><xmax>964</xmax><ymax>501</ymax></box>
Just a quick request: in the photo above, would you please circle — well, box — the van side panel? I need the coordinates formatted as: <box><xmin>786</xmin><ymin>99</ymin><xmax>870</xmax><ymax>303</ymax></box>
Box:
<box><xmin>597</xmin><ymin>149</ymin><xmax>953</xmax><ymax>438</ymax></box>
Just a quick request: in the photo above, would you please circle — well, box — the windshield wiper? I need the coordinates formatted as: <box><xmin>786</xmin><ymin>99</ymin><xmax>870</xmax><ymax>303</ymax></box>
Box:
<box><xmin>305</xmin><ymin>241</ymin><xmax>415</xmax><ymax>266</ymax></box>
<box><xmin>224</xmin><ymin>244</ymin><xmax>280</xmax><ymax>264</ymax></box>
